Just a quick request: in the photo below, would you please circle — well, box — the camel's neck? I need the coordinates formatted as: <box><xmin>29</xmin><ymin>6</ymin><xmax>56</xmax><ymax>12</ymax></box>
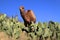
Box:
<box><xmin>20</xmin><ymin>9</ymin><xmax>25</xmax><ymax>15</ymax></box>
<box><xmin>20</xmin><ymin>9</ymin><xmax>26</xmax><ymax>21</ymax></box>
<box><xmin>20</xmin><ymin>9</ymin><xmax>26</xmax><ymax>20</ymax></box>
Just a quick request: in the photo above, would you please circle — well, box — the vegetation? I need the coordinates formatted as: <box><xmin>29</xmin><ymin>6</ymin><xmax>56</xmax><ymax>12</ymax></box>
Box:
<box><xmin>0</xmin><ymin>13</ymin><xmax>60</xmax><ymax>40</ymax></box>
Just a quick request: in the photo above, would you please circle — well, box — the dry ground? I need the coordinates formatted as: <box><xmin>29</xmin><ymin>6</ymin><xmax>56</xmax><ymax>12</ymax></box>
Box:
<box><xmin>0</xmin><ymin>31</ymin><xmax>29</xmax><ymax>40</ymax></box>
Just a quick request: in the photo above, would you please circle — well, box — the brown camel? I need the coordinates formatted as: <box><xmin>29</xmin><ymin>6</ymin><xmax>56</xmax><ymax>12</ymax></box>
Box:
<box><xmin>19</xmin><ymin>6</ymin><xmax>36</xmax><ymax>27</ymax></box>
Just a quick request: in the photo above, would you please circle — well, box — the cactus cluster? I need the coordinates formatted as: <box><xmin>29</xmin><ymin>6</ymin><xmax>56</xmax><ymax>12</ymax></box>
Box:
<box><xmin>0</xmin><ymin>14</ymin><xmax>60</xmax><ymax>40</ymax></box>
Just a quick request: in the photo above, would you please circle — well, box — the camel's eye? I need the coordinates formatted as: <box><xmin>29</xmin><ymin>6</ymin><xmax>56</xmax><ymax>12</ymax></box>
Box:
<box><xmin>22</xmin><ymin>7</ymin><xmax>24</xmax><ymax>9</ymax></box>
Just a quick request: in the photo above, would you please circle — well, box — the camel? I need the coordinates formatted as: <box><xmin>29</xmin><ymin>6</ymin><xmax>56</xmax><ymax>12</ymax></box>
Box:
<box><xmin>19</xmin><ymin>6</ymin><xmax>36</xmax><ymax>27</ymax></box>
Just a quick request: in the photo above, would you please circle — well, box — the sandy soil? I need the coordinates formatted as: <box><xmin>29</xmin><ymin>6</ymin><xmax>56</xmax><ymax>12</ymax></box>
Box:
<box><xmin>0</xmin><ymin>32</ymin><xmax>12</xmax><ymax>40</ymax></box>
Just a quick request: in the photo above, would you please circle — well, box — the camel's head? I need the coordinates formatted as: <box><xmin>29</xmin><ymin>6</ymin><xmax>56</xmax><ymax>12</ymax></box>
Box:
<box><xmin>20</xmin><ymin>6</ymin><xmax>24</xmax><ymax>10</ymax></box>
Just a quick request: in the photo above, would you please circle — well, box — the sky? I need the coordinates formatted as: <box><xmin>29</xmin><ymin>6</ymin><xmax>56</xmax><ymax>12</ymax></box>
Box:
<box><xmin>0</xmin><ymin>0</ymin><xmax>60</xmax><ymax>22</ymax></box>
